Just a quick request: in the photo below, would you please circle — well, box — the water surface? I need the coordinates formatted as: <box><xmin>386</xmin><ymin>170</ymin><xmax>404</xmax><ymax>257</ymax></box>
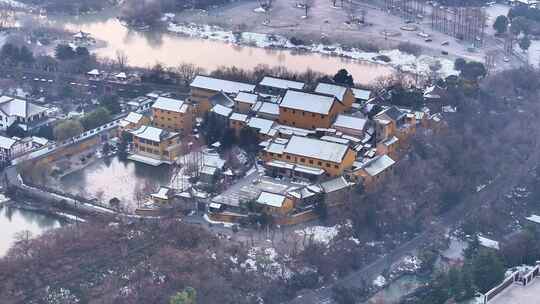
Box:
<box><xmin>60</xmin><ymin>157</ymin><xmax>172</xmax><ymax>211</ymax></box>
<box><xmin>0</xmin><ymin>204</ymin><xmax>62</xmax><ymax>256</ymax></box>
<box><xmin>49</xmin><ymin>13</ymin><xmax>394</xmax><ymax>85</ymax></box>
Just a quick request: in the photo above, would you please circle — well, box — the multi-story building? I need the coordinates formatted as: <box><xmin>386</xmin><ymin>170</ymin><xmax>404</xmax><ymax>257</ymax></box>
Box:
<box><xmin>229</xmin><ymin>112</ymin><xmax>248</xmax><ymax>135</ymax></box>
<box><xmin>331</xmin><ymin>114</ymin><xmax>369</xmax><ymax>138</ymax></box>
<box><xmin>130</xmin><ymin>125</ymin><xmax>182</xmax><ymax>165</ymax></box>
<box><xmin>262</xmin><ymin>135</ymin><xmax>356</xmax><ymax>179</ymax></box>
<box><xmin>314</xmin><ymin>82</ymin><xmax>355</xmax><ymax>112</ymax></box>
<box><xmin>234</xmin><ymin>91</ymin><xmax>259</xmax><ymax>114</ymax></box>
<box><xmin>0</xmin><ymin>96</ymin><xmax>48</xmax><ymax>131</ymax></box>
<box><xmin>349</xmin><ymin>154</ymin><xmax>396</xmax><ymax>189</ymax></box>
<box><xmin>278</xmin><ymin>90</ymin><xmax>340</xmax><ymax>129</ymax></box>
<box><xmin>118</xmin><ymin>112</ymin><xmax>151</xmax><ymax>135</ymax></box>
<box><xmin>151</xmin><ymin>97</ymin><xmax>192</xmax><ymax>134</ymax></box>
<box><xmin>190</xmin><ymin>76</ymin><xmax>255</xmax><ymax>115</ymax></box>
<box><xmin>255</xmin><ymin>191</ymin><xmax>295</xmax><ymax>216</ymax></box>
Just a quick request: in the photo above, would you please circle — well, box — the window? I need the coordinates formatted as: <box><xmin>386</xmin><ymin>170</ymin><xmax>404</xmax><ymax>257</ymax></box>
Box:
<box><xmin>283</xmin><ymin>108</ymin><xmax>287</xmax><ymax>112</ymax></box>
<box><xmin>320</xmin><ymin>114</ymin><xmax>325</xmax><ymax>118</ymax></box>
<box><xmin>286</xmin><ymin>155</ymin><xmax>291</xmax><ymax>160</ymax></box>
<box><xmin>300</xmin><ymin>158</ymin><xmax>305</xmax><ymax>163</ymax></box>
<box><xmin>292</xmin><ymin>110</ymin><xmax>296</xmax><ymax>114</ymax></box>
<box><xmin>302</xmin><ymin>111</ymin><xmax>305</xmax><ymax>116</ymax></box>
<box><xmin>325</xmin><ymin>163</ymin><xmax>331</xmax><ymax>168</ymax></box>
<box><xmin>334</xmin><ymin>165</ymin><xmax>339</xmax><ymax>169</ymax></box>
<box><xmin>312</xmin><ymin>113</ymin><xmax>315</xmax><ymax>117</ymax></box>
<box><xmin>309</xmin><ymin>160</ymin><xmax>314</xmax><ymax>164</ymax></box>
<box><xmin>318</xmin><ymin>161</ymin><xmax>322</xmax><ymax>166</ymax></box>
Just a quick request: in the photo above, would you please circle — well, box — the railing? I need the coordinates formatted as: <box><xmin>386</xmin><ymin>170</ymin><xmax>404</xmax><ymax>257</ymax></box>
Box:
<box><xmin>11</xmin><ymin>117</ymin><xmax>125</xmax><ymax>165</ymax></box>
<box><xmin>484</xmin><ymin>271</ymin><xmax>520</xmax><ymax>303</ymax></box>
<box><xmin>484</xmin><ymin>262</ymin><xmax>540</xmax><ymax>303</ymax></box>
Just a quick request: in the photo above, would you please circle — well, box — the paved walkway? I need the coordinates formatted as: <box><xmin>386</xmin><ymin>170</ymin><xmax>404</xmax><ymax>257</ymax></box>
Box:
<box><xmin>489</xmin><ymin>279</ymin><xmax>540</xmax><ymax>304</ymax></box>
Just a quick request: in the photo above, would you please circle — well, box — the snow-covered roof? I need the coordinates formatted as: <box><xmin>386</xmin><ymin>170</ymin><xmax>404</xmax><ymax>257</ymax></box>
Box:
<box><xmin>526</xmin><ymin>214</ymin><xmax>540</xmax><ymax>224</ymax></box>
<box><xmin>256</xmin><ymin>191</ymin><xmax>287</xmax><ymax>208</ymax></box>
<box><xmin>478</xmin><ymin>235</ymin><xmax>500</xmax><ymax>250</ymax></box>
<box><xmin>383</xmin><ymin>136</ymin><xmax>398</xmax><ymax>146</ymax></box>
<box><xmin>332</xmin><ymin>114</ymin><xmax>368</xmax><ymax>132</ymax></box>
<box><xmin>87</xmin><ymin>69</ymin><xmax>100</xmax><ymax>76</ymax></box>
<box><xmin>31</xmin><ymin>136</ymin><xmax>49</xmax><ymax>146</ymax></box>
<box><xmin>247</xmin><ymin>117</ymin><xmax>275</xmax><ymax>135</ymax></box>
<box><xmin>191</xmin><ymin>76</ymin><xmax>255</xmax><ymax>94</ymax></box>
<box><xmin>152</xmin><ymin>96</ymin><xmax>189</xmax><ymax>113</ymax></box>
<box><xmin>124</xmin><ymin>112</ymin><xmax>144</xmax><ymax>124</ymax></box>
<box><xmin>253</xmin><ymin>101</ymin><xmax>279</xmax><ymax>116</ymax></box>
<box><xmin>211</xmin><ymin>104</ymin><xmax>233</xmax><ymax>117</ymax></box>
<box><xmin>320</xmin><ymin>176</ymin><xmax>351</xmax><ymax>193</ymax></box>
<box><xmin>0</xmin><ymin>135</ymin><xmax>16</xmax><ymax>149</ymax></box>
<box><xmin>234</xmin><ymin>91</ymin><xmax>258</xmax><ymax>105</ymax></box>
<box><xmin>230</xmin><ymin>112</ymin><xmax>248</xmax><ymax>122</ymax></box>
<box><xmin>202</xmin><ymin>152</ymin><xmax>225</xmax><ymax>170</ymax></box>
<box><xmin>151</xmin><ymin>187</ymin><xmax>172</xmax><ymax>200</ymax></box>
<box><xmin>376</xmin><ymin>106</ymin><xmax>406</xmax><ymax>122</ymax></box>
<box><xmin>273</xmin><ymin>124</ymin><xmax>315</xmax><ymax>137</ymax></box>
<box><xmin>352</xmin><ymin>88</ymin><xmax>371</xmax><ymax>101</ymax></box>
<box><xmin>0</xmin><ymin>96</ymin><xmax>47</xmax><ymax>119</ymax></box>
<box><xmin>320</xmin><ymin>136</ymin><xmax>350</xmax><ymax>145</ymax></box>
<box><xmin>201</xmin><ymin>165</ymin><xmax>218</xmax><ymax>176</ymax></box>
<box><xmin>284</xmin><ymin>135</ymin><xmax>350</xmax><ymax>163</ymax></box>
<box><xmin>362</xmin><ymin>154</ymin><xmax>395</xmax><ymax>176</ymax></box>
<box><xmin>131</xmin><ymin>126</ymin><xmax>177</xmax><ymax>142</ymax></box>
<box><xmin>265</xmin><ymin>141</ymin><xmax>286</xmax><ymax>155</ymax></box>
<box><xmin>294</xmin><ymin>164</ymin><xmax>325</xmax><ymax>176</ymax></box>
<box><xmin>259</xmin><ymin>76</ymin><xmax>305</xmax><ymax>90</ymax></box>
<box><xmin>315</xmin><ymin>83</ymin><xmax>348</xmax><ymax>102</ymax></box>
<box><xmin>280</xmin><ymin>90</ymin><xmax>336</xmax><ymax>115</ymax></box>
<box><xmin>115</xmin><ymin>72</ymin><xmax>127</xmax><ymax>79</ymax></box>
<box><xmin>209</xmin><ymin>202</ymin><xmax>222</xmax><ymax>209</ymax></box>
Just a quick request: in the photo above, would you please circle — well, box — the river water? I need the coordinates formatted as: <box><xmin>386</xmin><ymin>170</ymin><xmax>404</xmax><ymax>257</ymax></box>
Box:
<box><xmin>0</xmin><ymin>204</ymin><xmax>62</xmax><ymax>256</ymax></box>
<box><xmin>47</xmin><ymin>12</ymin><xmax>393</xmax><ymax>85</ymax></box>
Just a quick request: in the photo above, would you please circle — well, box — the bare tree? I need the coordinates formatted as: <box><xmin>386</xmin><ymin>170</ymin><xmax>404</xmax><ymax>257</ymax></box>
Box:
<box><xmin>0</xmin><ymin>3</ymin><xmax>14</xmax><ymax>30</ymax></box>
<box><xmin>175</xmin><ymin>62</ymin><xmax>204</xmax><ymax>86</ymax></box>
<box><xmin>115</xmin><ymin>50</ymin><xmax>129</xmax><ymax>71</ymax></box>
<box><xmin>303</xmin><ymin>0</ymin><xmax>313</xmax><ymax>18</ymax></box>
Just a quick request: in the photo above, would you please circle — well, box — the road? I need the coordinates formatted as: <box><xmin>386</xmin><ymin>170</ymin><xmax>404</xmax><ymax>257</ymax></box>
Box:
<box><xmin>289</xmin><ymin>152</ymin><xmax>539</xmax><ymax>304</ymax></box>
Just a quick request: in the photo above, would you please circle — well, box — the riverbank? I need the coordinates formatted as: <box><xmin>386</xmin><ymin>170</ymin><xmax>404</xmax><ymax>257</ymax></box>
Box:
<box><xmin>166</xmin><ymin>21</ymin><xmax>457</xmax><ymax>78</ymax></box>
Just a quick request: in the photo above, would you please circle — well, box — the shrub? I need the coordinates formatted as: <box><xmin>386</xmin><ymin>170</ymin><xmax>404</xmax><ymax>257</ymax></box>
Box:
<box><xmin>398</xmin><ymin>42</ymin><xmax>422</xmax><ymax>56</ymax></box>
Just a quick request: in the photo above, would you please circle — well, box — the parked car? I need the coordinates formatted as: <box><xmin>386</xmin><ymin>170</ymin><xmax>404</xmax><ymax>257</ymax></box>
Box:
<box><xmin>425</xmin><ymin>38</ymin><xmax>433</xmax><ymax>42</ymax></box>
<box><xmin>441</xmin><ymin>41</ymin><xmax>450</xmax><ymax>46</ymax></box>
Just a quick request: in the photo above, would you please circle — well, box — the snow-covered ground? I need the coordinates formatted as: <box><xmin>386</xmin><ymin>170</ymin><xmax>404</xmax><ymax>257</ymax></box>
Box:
<box><xmin>237</xmin><ymin>246</ymin><xmax>292</xmax><ymax>279</ymax></box>
<box><xmin>167</xmin><ymin>22</ymin><xmax>458</xmax><ymax>77</ymax></box>
<box><xmin>0</xmin><ymin>0</ymin><xmax>26</xmax><ymax>8</ymax></box>
<box><xmin>295</xmin><ymin>225</ymin><xmax>340</xmax><ymax>245</ymax></box>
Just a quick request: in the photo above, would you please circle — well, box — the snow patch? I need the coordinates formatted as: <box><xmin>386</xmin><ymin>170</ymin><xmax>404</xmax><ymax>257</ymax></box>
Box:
<box><xmin>373</xmin><ymin>275</ymin><xmax>387</xmax><ymax>287</ymax></box>
<box><xmin>295</xmin><ymin>225</ymin><xmax>340</xmax><ymax>245</ymax></box>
